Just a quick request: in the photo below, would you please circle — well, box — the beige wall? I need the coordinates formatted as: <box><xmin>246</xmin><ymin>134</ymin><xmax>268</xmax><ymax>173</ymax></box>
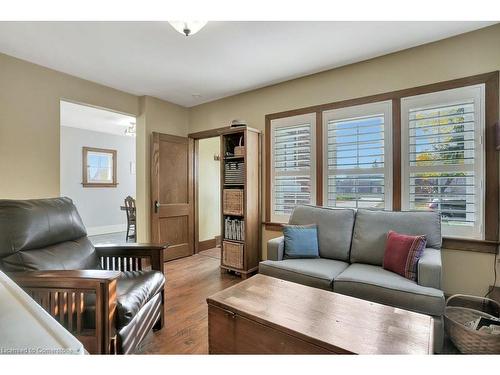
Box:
<box><xmin>0</xmin><ymin>53</ymin><xmax>189</xmax><ymax>244</ymax></box>
<box><xmin>189</xmin><ymin>24</ymin><xmax>500</xmax><ymax>296</ymax></box>
<box><xmin>198</xmin><ymin>137</ymin><xmax>221</xmax><ymax>242</ymax></box>
<box><xmin>0</xmin><ymin>53</ymin><xmax>138</xmax><ymax>198</ymax></box>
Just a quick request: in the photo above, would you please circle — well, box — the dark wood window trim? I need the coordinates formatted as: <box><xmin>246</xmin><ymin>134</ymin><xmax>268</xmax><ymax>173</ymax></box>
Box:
<box><xmin>82</xmin><ymin>147</ymin><xmax>118</xmax><ymax>188</ymax></box>
<box><xmin>392</xmin><ymin>98</ymin><xmax>402</xmax><ymax>211</ymax></box>
<box><xmin>441</xmin><ymin>238</ymin><xmax>498</xmax><ymax>254</ymax></box>
<box><xmin>265</xmin><ymin>71</ymin><xmax>500</xmax><ymax>254</ymax></box>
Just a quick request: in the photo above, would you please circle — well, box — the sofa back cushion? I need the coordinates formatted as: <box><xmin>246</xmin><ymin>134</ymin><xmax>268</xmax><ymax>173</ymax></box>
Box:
<box><xmin>350</xmin><ymin>209</ymin><xmax>441</xmax><ymax>266</ymax></box>
<box><xmin>2</xmin><ymin>237</ymin><xmax>100</xmax><ymax>272</ymax></box>
<box><xmin>0</xmin><ymin>197</ymin><xmax>100</xmax><ymax>271</ymax></box>
<box><xmin>289</xmin><ymin>205</ymin><xmax>355</xmax><ymax>261</ymax></box>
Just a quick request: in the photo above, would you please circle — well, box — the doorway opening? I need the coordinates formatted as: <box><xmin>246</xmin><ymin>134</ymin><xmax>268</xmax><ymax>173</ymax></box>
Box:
<box><xmin>196</xmin><ymin>136</ymin><xmax>221</xmax><ymax>254</ymax></box>
<box><xmin>59</xmin><ymin>100</ymin><xmax>137</xmax><ymax>244</ymax></box>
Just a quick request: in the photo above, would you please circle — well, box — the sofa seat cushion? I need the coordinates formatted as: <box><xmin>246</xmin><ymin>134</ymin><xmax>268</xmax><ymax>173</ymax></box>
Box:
<box><xmin>259</xmin><ymin>258</ymin><xmax>349</xmax><ymax>290</ymax></box>
<box><xmin>116</xmin><ymin>270</ymin><xmax>165</xmax><ymax>329</ymax></box>
<box><xmin>81</xmin><ymin>270</ymin><xmax>165</xmax><ymax>330</ymax></box>
<box><xmin>334</xmin><ymin>263</ymin><xmax>444</xmax><ymax>316</ymax></box>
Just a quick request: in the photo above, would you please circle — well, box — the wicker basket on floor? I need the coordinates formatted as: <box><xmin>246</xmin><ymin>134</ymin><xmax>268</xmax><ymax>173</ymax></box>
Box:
<box><xmin>222</xmin><ymin>241</ymin><xmax>244</xmax><ymax>269</ymax></box>
<box><xmin>444</xmin><ymin>294</ymin><xmax>500</xmax><ymax>354</ymax></box>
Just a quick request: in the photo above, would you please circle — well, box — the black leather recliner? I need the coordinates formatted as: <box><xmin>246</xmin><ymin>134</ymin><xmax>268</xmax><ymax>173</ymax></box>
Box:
<box><xmin>0</xmin><ymin>197</ymin><xmax>167</xmax><ymax>354</ymax></box>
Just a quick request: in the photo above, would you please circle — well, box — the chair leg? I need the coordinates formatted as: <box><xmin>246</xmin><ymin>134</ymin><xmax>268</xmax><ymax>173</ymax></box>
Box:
<box><xmin>153</xmin><ymin>289</ymin><xmax>165</xmax><ymax>331</ymax></box>
<box><xmin>110</xmin><ymin>335</ymin><xmax>118</xmax><ymax>354</ymax></box>
<box><xmin>153</xmin><ymin>316</ymin><xmax>162</xmax><ymax>331</ymax></box>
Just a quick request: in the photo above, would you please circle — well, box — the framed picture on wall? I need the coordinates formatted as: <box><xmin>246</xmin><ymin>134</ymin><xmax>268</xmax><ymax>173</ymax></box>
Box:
<box><xmin>82</xmin><ymin>147</ymin><xmax>118</xmax><ymax>187</ymax></box>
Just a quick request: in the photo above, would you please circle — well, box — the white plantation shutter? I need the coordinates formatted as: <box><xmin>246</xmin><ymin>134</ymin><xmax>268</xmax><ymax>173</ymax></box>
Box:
<box><xmin>270</xmin><ymin>113</ymin><xmax>316</xmax><ymax>222</ymax></box>
<box><xmin>401</xmin><ymin>85</ymin><xmax>485</xmax><ymax>239</ymax></box>
<box><xmin>323</xmin><ymin>101</ymin><xmax>392</xmax><ymax>210</ymax></box>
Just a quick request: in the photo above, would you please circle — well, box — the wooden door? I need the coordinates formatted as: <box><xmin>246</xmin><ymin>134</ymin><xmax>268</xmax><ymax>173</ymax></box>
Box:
<box><xmin>151</xmin><ymin>132</ymin><xmax>194</xmax><ymax>261</ymax></box>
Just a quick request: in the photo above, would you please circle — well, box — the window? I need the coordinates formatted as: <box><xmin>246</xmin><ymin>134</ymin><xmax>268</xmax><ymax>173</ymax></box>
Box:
<box><xmin>82</xmin><ymin>147</ymin><xmax>118</xmax><ymax>187</ymax></box>
<box><xmin>265</xmin><ymin>73</ymin><xmax>497</xmax><ymax>247</ymax></box>
<box><xmin>401</xmin><ymin>85</ymin><xmax>485</xmax><ymax>239</ymax></box>
<box><xmin>270</xmin><ymin>113</ymin><xmax>316</xmax><ymax>222</ymax></box>
<box><xmin>323</xmin><ymin>101</ymin><xmax>392</xmax><ymax>210</ymax></box>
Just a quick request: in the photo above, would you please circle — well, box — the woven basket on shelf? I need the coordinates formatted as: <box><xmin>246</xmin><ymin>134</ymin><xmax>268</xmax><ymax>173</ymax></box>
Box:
<box><xmin>223</xmin><ymin>189</ymin><xmax>244</xmax><ymax>216</ymax></box>
<box><xmin>234</xmin><ymin>136</ymin><xmax>245</xmax><ymax>156</ymax></box>
<box><xmin>444</xmin><ymin>294</ymin><xmax>500</xmax><ymax>354</ymax></box>
<box><xmin>222</xmin><ymin>241</ymin><xmax>244</xmax><ymax>269</ymax></box>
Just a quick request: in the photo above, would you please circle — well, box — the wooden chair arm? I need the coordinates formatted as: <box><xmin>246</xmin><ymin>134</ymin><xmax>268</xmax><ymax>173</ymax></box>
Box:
<box><xmin>9</xmin><ymin>269</ymin><xmax>121</xmax><ymax>287</ymax></box>
<box><xmin>95</xmin><ymin>243</ymin><xmax>166</xmax><ymax>272</ymax></box>
<box><xmin>8</xmin><ymin>269</ymin><xmax>120</xmax><ymax>354</ymax></box>
<box><xmin>95</xmin><ymin>243</ymin><xmax>167</xmax><ymax>255</ymax></box>
<box><xmin>95</xmin><ymin>243</ymin><xmax>167</xmax><ymax>250</ymax></box>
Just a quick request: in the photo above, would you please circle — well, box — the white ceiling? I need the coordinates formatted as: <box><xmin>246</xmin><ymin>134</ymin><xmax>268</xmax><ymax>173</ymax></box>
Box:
<box><xmin>60</xmin><ymin>100</ymin><xmax>136</xmax><ymax>136</ymax></box>
<box><xmin>0</xmin><ymin>21</ymin><xmax>495</xmax><ymax>107</ymax></box>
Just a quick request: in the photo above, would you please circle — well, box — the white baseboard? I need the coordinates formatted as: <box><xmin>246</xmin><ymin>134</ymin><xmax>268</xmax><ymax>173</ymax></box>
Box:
<box><xmin>87</xmin><ymin>224</ymin><xmax>127</xmax><ymax>236</ymax></box>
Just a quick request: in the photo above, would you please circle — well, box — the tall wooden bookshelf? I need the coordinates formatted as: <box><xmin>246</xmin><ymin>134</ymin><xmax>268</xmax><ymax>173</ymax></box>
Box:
<box><xmin>220</xmin><ymin>126</ymin><xmax>261</xmax><ymax>278</ymax></box>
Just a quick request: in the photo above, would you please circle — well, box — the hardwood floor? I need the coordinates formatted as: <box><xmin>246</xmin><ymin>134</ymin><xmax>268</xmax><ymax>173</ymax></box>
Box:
<box><xmin>137</xmin><ymin>248</ymin><xmax>240</xmax><ymax>354</ymax></box>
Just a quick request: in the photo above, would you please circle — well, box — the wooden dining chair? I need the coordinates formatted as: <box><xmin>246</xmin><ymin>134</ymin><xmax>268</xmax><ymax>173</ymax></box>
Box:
<box><xmin>124</xmin><ymin>196</ymin><xmax>136</xmax><ymax>242</ymax></box>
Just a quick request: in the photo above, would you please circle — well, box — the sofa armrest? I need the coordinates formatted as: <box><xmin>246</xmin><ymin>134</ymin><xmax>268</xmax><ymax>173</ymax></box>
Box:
<box><xmin>267</xmin><ymin>236</ymin><xmax>285</xmax><ymax>261</ymax></box>
<box><xmin>418</xmin><ymin>248</ymin><xmax>442</xmax><ymax>289</ymax></box>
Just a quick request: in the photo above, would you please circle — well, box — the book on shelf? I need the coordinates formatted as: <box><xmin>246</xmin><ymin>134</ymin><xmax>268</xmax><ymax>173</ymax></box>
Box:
<box><xmin>224</xmin><ymin>217</ymin><xmax>245</xmax><ymax>241</ymax></box>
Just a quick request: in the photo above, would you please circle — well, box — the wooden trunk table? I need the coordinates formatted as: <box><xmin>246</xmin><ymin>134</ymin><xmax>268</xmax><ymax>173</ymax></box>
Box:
<box><xmin>207</xmin><ymin>274</ymin><xmax>433</xmax><ymax>354</ymax></box>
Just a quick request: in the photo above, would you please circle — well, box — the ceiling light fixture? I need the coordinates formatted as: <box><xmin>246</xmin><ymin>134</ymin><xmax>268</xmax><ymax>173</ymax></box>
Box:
<box><xmin>168</xmin><ymin>21</ymin><xmax>207</xmax><ymax>37</ymax></box>
<box><xmin>124</xmin><ymin>122</ymin><xmax>136</xmax><ymax>137</ymax></box>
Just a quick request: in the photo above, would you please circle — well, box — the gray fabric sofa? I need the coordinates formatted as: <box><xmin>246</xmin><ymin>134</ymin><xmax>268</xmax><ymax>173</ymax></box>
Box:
<box><xmin>259</xmin><ymin>205</ymin><xmax>445</xmax><ymax>353</ymax></box>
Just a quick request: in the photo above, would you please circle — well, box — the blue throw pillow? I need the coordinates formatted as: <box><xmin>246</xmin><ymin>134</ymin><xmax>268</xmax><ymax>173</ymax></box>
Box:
<box><xmin>283</xmin><ymin>224</ymin><xmax>319</xmax><ymax>259</ymax></box>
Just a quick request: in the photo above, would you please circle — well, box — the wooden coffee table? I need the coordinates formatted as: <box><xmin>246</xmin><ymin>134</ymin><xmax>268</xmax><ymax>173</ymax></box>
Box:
<box><xmin>207</xmin><ymin>274</ymin><xmax>433</xmax><ymax>354</ymax></box>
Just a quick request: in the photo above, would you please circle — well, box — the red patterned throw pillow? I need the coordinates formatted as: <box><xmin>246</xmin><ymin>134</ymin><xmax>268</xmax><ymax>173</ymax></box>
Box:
<box><xmin>383</xmin><ymin>230</ymin><xmax>426</xmax><ymax>281</ymax></box>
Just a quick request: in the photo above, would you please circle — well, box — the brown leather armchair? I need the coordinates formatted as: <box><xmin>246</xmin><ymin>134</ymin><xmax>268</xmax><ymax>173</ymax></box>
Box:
<box><xmin>0</xmin><ymin>197</ymin><xmax>167</xmax><ymax>354</ymax></box>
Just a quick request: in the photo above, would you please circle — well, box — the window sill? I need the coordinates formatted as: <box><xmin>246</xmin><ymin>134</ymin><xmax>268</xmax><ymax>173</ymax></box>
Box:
<box><xmin>262</xmin><ymin>222</ymin><xmax>498</xmax><ymax>254</ymax></box>
<box><xmin>441</xmin><ymin>238</ymin><xmax>498</xmax><ymax>254</ymax></box>
<box><xmin>264</xmin><ymin>222</ymin><xmax>285</xmax><ymax>231</ymax></box>
<box><xmin>82</xmin><ymin>183</ymin><xmax>118</xmax><ymax>188</ymax></box>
